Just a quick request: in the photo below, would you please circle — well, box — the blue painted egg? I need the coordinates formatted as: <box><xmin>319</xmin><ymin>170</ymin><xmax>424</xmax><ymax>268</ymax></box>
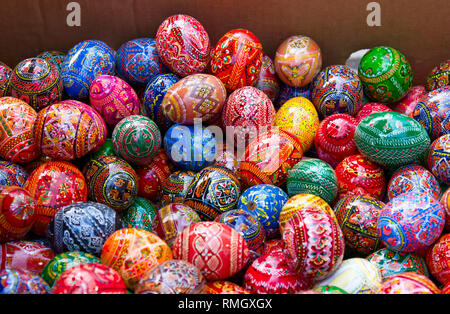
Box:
<box><xmin>61</xmin><ymin>40</ymin><xmax>116</xmax><ymax>100</ymax></box>
<box><xmin>0</xmin><ymin>269</ymin><xmax>50</xmax><ymax>294</ymax></box>
<box><xmin>0</xmin><ymin>160</ymin><xmax>28</xmax><ymax>187</ymax></box>
<box><xmin>276</xmin><ymin>82</ymin><xmax>311</xmax><ymax>109</ymax></box>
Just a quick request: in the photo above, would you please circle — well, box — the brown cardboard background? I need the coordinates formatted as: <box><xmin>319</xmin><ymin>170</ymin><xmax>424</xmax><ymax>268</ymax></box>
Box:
<box><xmin>1</xmin><ymin>0</ymin><xmax>449</xmax><ymax>84</ymax></box>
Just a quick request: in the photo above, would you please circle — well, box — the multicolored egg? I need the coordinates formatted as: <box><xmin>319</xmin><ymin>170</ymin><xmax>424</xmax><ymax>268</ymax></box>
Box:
<box><xmin>275</xmin><ymin>35</ymin><xmax>322</xmax><ymax>88</ymax></box>
<box><xmin>243</xmin><ymin>250</ymin><xmax>311</xmax><ymax>294</ymax></box>
<box><xmin>156</xmin><ymin>14</ymin><xmax>211</xmax><ymax>77</ymax></box>
<box><xmin>426</xmin><ymin>60</ymin><xmax>450</xmax><ymax>91</ymax></box>
<box><xmin>0</xmin><ymin>62</ymin><xmax>12</xmax><ymax>96</ymax></box>
<box><xmin>276</xmin><ymin>83</ymin><xmax>311</xmax><ymax>109</ymax></box>
<box><xmin>311</xmin><ymin>65</ymin><xmax>363</xmax><ymax>118</ymax></box>
<box><xmin>161</xmin><ymin>73</ymin><xmax>226</xmax><ymax>124</ymax></box>
<box><xmin>240</xmin><ymin>129</ymin><xmax>303</xmax><ymax>188</ymax></box>
<box><xmin>101</xmin><ymin>228</ymin><xmax>173</xmax><ymax>290</ymax></box>
<box><xmin>151</xmin><ymin>203</ymin><xmax>200</xmax><ymax>247</ymax></box>
<box><xmin>52</xmin><ymin>263</ymin><xmax>127</xmax><ymax>294</ymax></box>
<box><xmin>0</xmin><ymin>97</ymin><xmax>39</xmax><ymax>164</ymax></box>
<box><xmin>377</xmin><ymin>272</ymin><xmax>440</xmax><ymax>294</ymax></box>
<box><xmin>61</xmin><ymin>40</ymin><xmax>116</xmax><ymax>100</ymax></box>
<box><xmin>287</xmin><ymin>158</ymin><xmax>338</xmax><ymax>204</ymax></box>
<box><xmin>377</xmin><ymin>191</ymin><xmax>445</xmax><ymax>252</ymax></box>
<box><xmin>356</xmin><ymin>102</ymin><xmax>392</xmax><ymax>123</ymax></box>
<box><xmin>24</xmin><ymin>161</ymin><xmax>88</xmax><ymax>236</ymax></box>
<box><xmin>8</xmin><ymin>58</ymin><xmax>63</xmax><ymax>111</ymax></box>
<box><xmin>41</xmin><ymin>251</ymin><xmax>101</xmax><ymax>286</ymax></box>
<box><xmin>354</xmin><ymin>111</ymin><xmax>431</xmax><ymax>168</ymax></box>
<box><xmin>121</xmin><ymin>197</ymin><xmax>158</xmax><ymax>232</ymax></box>
<box><xmin>209</xmin><ymin>29</ymin><xmax>263</xmax><ymax>92</ymax></box>
<box><xmin>335</xmin><ymin>154</ymin><xmax>386</xmax><ymax>200</ymax></box>
<box><xmin>391</xmin><ymin>85</ymin><xmax>426</xmax><ymax>116</ymax></box>
<box><xmin>135</xmin><ymin>260</ymin><xmax>205</xmax><ymax>294</ymax></box>
<box><xmin>135</xmin><ymin>150</ymin><xmax>171</xmax><ymax>201</ymax></box>
<box><xmin>183</xmin><ymin>166</ymin><xmax>240</xmax><ymax>221</ymax></box>
<box><xmin>83</xmin><ymin>156</ymin><xmax>138</xmax><ymax>212</ymax></box>
<box><xmin>204</xmin><ymin>281</ymin><xmax>249</xmax><ymax>294</ymax></box>
<box><xmin>0</xmin><ymin>269</ymin><xmax>50</xmax><ymax>294</ymax></box>
<box><xmin>0</xmin><ymin>160</ymin><xmax>28</xmax><ymax>187</ymax></box>
<box><xmin>172</xmin><ymin>221</ymin><xmax>250</xmax><ymax>281</ymax></box>
<box><xmin>34</xmin><ymin>100</ymin><xmax>107</xmax><ymax>160</ymax></box>
<box><xmin>428</xmin><ymin>134</ymin><xmax>450</xmax><ymax>185</ymax></box>
<box><xmin>89</xmin><ymin>75</ymin><xmax>141</xmax><ymax>127</ymax></box>
<box><xmin>441</xmin><ymin>188</ymin><xmax>450</xmax><ymax>231</ymax></box>
<box><xmin>358</xmin><ymin>46</ymin><xmax>413</xmax><ymax>103</ymax></box>
<box><xmin>426</xmin><ymin>234</ymin><xmax>450</xmax><ymax>285</ymax></box>
<box><xmin>334</xmin><ymin>195</ymin><xmax>384</xmax><ymax>255</ymax></box>
<box><xmin>237</xmin><ymin>184</ymin><xmax>289</xmax><ymax>239</ymax></box>
<box><xmin>161</xmin><ymin>171</ymin><xmax>196</xmax><ymax>205</ymax></box>
<box><xmin>116</xmin><ymin>38</ymin><xmax>165</xmax><ymax>86</ymax></box>
<box><xmin>387</xmin><ymin>165</ymin><xmax>441</xmax><ymax>201</ymax></box>
<box><xmin>314</xmin><ymin>114</ymin><xmax>358</xmax><ymax>168</ymax></box>
<box><xmin>36</xmin><ymin>51</ymin><xmax>66</xmax><ymax>72</ymax></box>
<box><xmin>254</xmin><ymin>53</ymin><xmax>280</xmax><ymax>102</ymax></box>
<box><xmin>274</xmin><ymin>97</ymin><xmax>319</xmax><ymax>152</ymax></box>
<box><xmin>0</xmin><ymin>186</ymin><xmax>36</xmax><ymax>242</ymax></box>
<box><xmin>412</xmin><ymin>86</ymin><xmax>450</xmax><ymax>141</ymax></box>
<box><xmin>163</xmin><ymin>124</ymin><xmax>216</xmax><ymax>171</ymax></box>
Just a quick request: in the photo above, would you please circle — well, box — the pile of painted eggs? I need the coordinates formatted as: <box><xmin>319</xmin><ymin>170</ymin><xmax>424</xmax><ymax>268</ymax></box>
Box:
<box><xmin>0</xmin><ymin>13</ymin><xmax>449</xmax><ymax>295</ymax></box>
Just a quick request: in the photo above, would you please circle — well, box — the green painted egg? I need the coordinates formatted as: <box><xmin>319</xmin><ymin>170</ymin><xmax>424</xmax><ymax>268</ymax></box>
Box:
<box><xmin>90</xmin><ymin>138</ymin><xmax>116</xmax><ymax>160</ymax></box>
<box><xmin>120</xmin><ymin>196</ymin><xmax>158</xmax><ymax>231</ymax></box>
<box><xmin>287</xmin><ymin>158</ymin><xmax>338</xmax><ymax>204</ymax></box>
<box><xmin>355</xmin><ymin>112</ymin><xmax>430</xmax><ymax>168</ymax></box>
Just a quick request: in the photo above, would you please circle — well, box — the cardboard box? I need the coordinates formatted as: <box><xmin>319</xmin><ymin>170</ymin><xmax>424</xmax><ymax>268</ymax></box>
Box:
<box><xmin>1</xmin><ymin>0</ymin><xmax>449</xmax><ymax>84</ymax></box>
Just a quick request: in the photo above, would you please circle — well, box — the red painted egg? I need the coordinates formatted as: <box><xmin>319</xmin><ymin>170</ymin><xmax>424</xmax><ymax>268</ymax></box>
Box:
<box><xmin>356</xmin><ymin>103</ymin><xmax>392</xmax><ymax>123</ymax></box>
<box><xmin>426</xmin><ymin>60</ymin><xmax>450</xmax><ymax>91</ymax></box>
<box><xmin>441</xmin><ymin>188</ymin><xmax>450</xmax><ymax>231</ymax></box>
<box><xmin>254</xmin><ymin>53</ymin><xmax>280</xmax><ymax>103</ymax></box>
<box><xmin>426</xmin><ymin>234</ymin><xmax>450</xmax><ymax>286</ymax></box>
<box><xmin>0</xmin><ymin>62</ymin><xmax>12</xmax><ymax>97</ymax></box>
<box><xmin>204</xmin><ymin>281</ymin><xmax>249</xmax><ymax>294</ymax></box>
<box><xmin>378</xmin><ymin>272</ymin><xmax>441</xmax><ymax>294</ymax></box>
<box><xmin>391</xmin><ymin>86</ymin><xmax>427</xmax><ymax>116</ymax></box>
<box><xmin>136</xmin><ymin>150</ymin><xmax>171</xmax><ymax>201</ymax></box>
<box><xmin>263</xmin><ymin>239</ymin><xmax>286</xmax><ymax>255</ymax></box>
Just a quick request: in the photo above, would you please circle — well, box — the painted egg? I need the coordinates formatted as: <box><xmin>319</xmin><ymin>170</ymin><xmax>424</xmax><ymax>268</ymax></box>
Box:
<box><xmin>34</xmin><ymin>100</ymin><xmax>107</xmax><ymax>160</ymax></box>
<box><xmin>426</xmin><ymin>60</ymin><xmax>450</xmax><ymax>91</ymax></box>
<box><xmin>135</xmin><ymin>150</ymin><xmax>171</xmax><ymax>201</ymax></box>
<box><xmin>392</xmin><ymin>85</ymin><xmax>427</xmax><ymax>116</ymax></box>
<box><xmin>428</xmin><ymin>134</ymin><xmax>450</xmax><ymax>185</ymax></box>
<box><xmin>36</xmin><ymin>51</ymin><xmax>66</xmax><ymax>72</ymax></box>
<box><xmin>240</xmin><ymin>129</ymin><xmax>303</xmax><ymax>188</ymax></box>
<box><xmin>354</xmin><ymin>111</ymin><xmax>431</xmax><ymax>168</ymax></box>
<box><xmin>287</xmin><ymin>158</ymin><xmax>338</xmax><ymax>204</ymax></box>
<box><xmin>274</xmin><ymin>97</ymin><xmax>320</xmax><ymax>153</ymax></box>
<box><xmin>222</xmin><ymin>86</ymin><xmax>276</xmax><ymax>146</ymax></box>
<box><xmin>46</xmin><ymin>201</ymin><xmax>123</xmax><ymax>256</ymax></box>
<box><xmin>52</xmin><ymin>263</ymin><xmax>127</xmax><ymax>294</ymax></box>
<box><xmin>334</xmin><ymin>195</ymin><xmax>384</xmax><ymax>255</ymax></box>
<box><xmin>254</xmin><ymin>53</ymin><xmax>280</xmax><ymax>103</ymax></box>
<box><xmin>161</xmin><ymin>73</ymin><xmax>226</xmax><ymax>125</ymax></box>
<box><xmin>8</xmin><ymin>58</ymin><xmax>62</xmax><ymax>111</ymax></box>
<box><xmin>0</xmin><ymin>97</ymin><xmax>39</xmax><ymax>164</ymax></box>
<box><xmin>243</xmin><ymin>250</ymin><xmax>311</xmax><ymax>294</ymax></box>
<box><xmin>89</xmin><ymin>75</ymin><xmax>141</xmax><ymax>127</ymax></box>
<box><xmin>310</xmin><ymin>286</ymin><xmax>348</xmax><ymax>294</ymax></box>
<box><xmin>387</xmin><ymin>165</ymin><xmax>441</xmax><ymax>201</ymax></box>
<box><xmin>0</xmin><ymin>160</ymin><xmax>28</xmax><ymax>187</ymax></box>
<box><xmin>282</xmin><ymin>207</ymin><xmax>345</xmax><ymax>281</ymax></box>
<box><xmin>151</xmin><ymin>203</ymin><xmax>201</xmax><ymax>247</ymax></box>
<box><xmin>377</xmin><ymin>272</ymin><xmax>440</xmax><ymax>294</ymax></box>
<box><xmin>335</xmin><ymin>154</ymin><xmax>386</xmax><ymax>200</ymax></box>
<box><xmin>61</xmin><ymin>40</ymin><xmax>115</xmax><ymax>100</ymax></box>
<box><xmin>25</xmin><ymin>161</ymin><xmax>88</xmax><ymax>236</ymax></box>
<box><xmin>101</xmin><ymin>228</ymin><xmax>173</xmax><ymax>290</ymax></box>
<box><xmin>276</xmin><ymin>83</ymin><xmax>312</xmax><ymax>109</ymax></box>
<box><xmin>356</xmin><ymin>102</ymin><xmax>392</xmax><ymax>123</ymax></box>
<box><xmin>204</xmin><ymin>281</ymin><xmax>249</xmax><ymax>294</ymax></box>
<box><xmin>41</xmin><ymin>251</ymin><xmax>101</xmax><ymax>287</ymax></box>
<box><xmin>112</xmin><ymin>115</ymin><xmax>162</xmax><ymax>166</ymax></box>
<box><xmin>209</xmin><ymin>29</ymin><xmax>263</xmax><ymax>93</ymax></box>
<box><xmin>83</xmin><ymin>156</ymin><xmax>138</xmax><ymax>212</ymax></box>
<box><xmin>314</xmin><ymin>114</ymin><xmax>358</xmax><ymax>168</ymax></box>
<box><xmin>237</xmin><ymin>184</ymin><xmax>289</xmax><ymax>239</ymax></box>
<box><xmin>279</xmin><ymin>194</ymin><xmax>336</xmax><ymax>235</ymax></box>
<box><xmin>0</xmin><ymin>186</ymin><xmax>36</xmax><ymax>242</ymax></box>
<box><xmin>263</xmin><ymin>239</ymin><xmax>285</xmax><ymax>255</ymax></box>
<box><xmin>116</xmin><ymin>38</ymin><xmax>165</xmax><ymax>86</ymax></box>
<box><xmin>156</xmin><ymin>14</ymin><xmax>211</xmax><ymax>77</ymax></box>
<box><xmin>377</xmin><ymin>191</ymin><xmax>445</xmax><ymax>253</ymax></box>
<box><xmin>311</xmin><ymin>65</ymin><xmax>363</xmax><ymax>118</ymax></box>
<box><xmin>214</xmin><ymin>146</ymin><xmax>241</xmax><ymax>175</ymax></box>
<box><xmin>183</xmin><ymin>166</ymin><xmax>240</xmax><ymax>221</ymax></box>
<box><xmin>412</xmin><ymin>86</ymin><xmax>450</xmax><ymax>141</ymax></box>
<box><xmin>121</xmin><ymin>197</ymin><xmax>158</xmax><ymax>232</ymax></box>
<box><xmin>0</xmin><ymin>269</ymin><xmax>50</xmax><ymax>294</ymax></box>
<box><xmin>367</xmin><ymin>248</ymin><xmax>429</xmax><ymax>279</ymax></box>
<box><xmin>172</xmin><ymin>221</ymin><xmax>249</xmax><ymax>281</ymax></box>
<box><xmin>216</xmin><ymin>209</ymin><xmax>266</xmax><ymax>256</ymax></box>
<box><xmin>90</xmin><ymin>138</ymin><xmax>116</xmax><ymax>160</ymax></box>
<box><xmin>314</xmin><ymin>258</ymin><xmax>382</xmax><ymax>294</ymax></box>
<box><xmin>444</xmin><ymin>284</ymin><xmax>450</xmax><ymax>294</ymax></box>
<box><xmin>135</xmin><ymin>260</ymin><xmax>205</xmax><ymax>294</ymax></box>
<box><xmin>275</xmin><ymin>35</ymin><xmax>322</xmax><ymax>88</ymax></box>
<box><xmin>426</xmin><ymin>234</ymin><xmax>450</xmax><ymax>285</ymax></box>
<box><xmin>143</xmin><ymin>73</ymin><xmax>179</xmax><ymax>131</ymax></box>
<box><xmin>358</xmin><ymin>46</ymin><xmax>413</xmax><ymax>103</ymax></box>
<box><xmin>441</xmin><ymin>188</ymin><xmax>450</xmax><ymax>231</ymax></box>
<box><xmin>161</xmin><ymin>171</ymin><xmax>196</xmax><ymax>205</ymax></box>
<box><xmin>0</xmin><ymin>62</ymin><xmax>12</xmax><ymax>96</ymax></box>
<box><xmin>164</xmin><ymin>124</ymin><xmax>216</xmax><ymax>171</ymax></box>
